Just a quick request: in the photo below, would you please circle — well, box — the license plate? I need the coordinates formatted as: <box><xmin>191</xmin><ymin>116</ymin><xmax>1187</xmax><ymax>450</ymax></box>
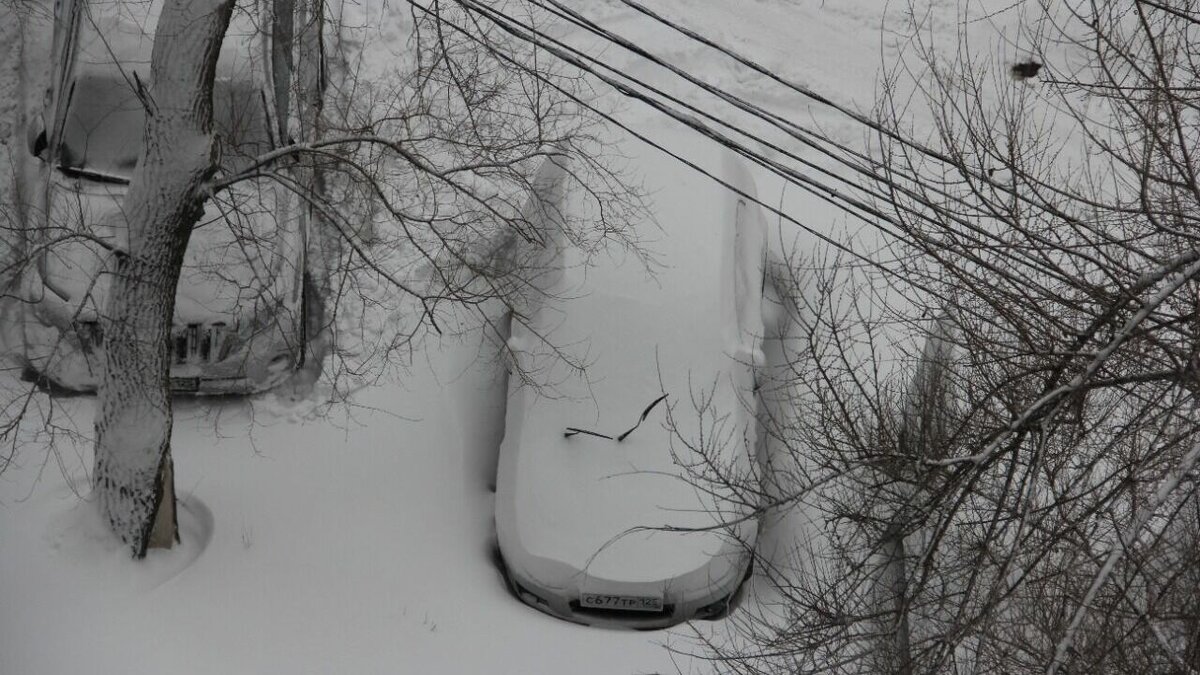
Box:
<box><xmin>170</xmin><ymin>377</ymin><xmax>200</xmax><ymax>392</ymax></box>
<box><xmin>579</xmin><ymin>593</ymin><xmax>664</xmax><ymax>612</ymax></box>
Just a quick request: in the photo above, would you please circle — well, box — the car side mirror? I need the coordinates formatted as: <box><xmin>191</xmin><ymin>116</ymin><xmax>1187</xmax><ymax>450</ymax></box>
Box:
<box><xmin>506</xmin><ymin>334</ymin><xmax>528</xmax><ymax>353</ymax></box>
<box><xmin>761</xmin><ymin>296</ymin><xmax>782</xmax><ymax>332</ymax></box>
<box><xmin>26</xmin><ymin>112</ymin><xmax>47</xmax><ymax>160</ymax></box>
<box><xmin>733</xmin><ymin>343</ymin><xmax>766</xmax><ymax>368</ymax></box>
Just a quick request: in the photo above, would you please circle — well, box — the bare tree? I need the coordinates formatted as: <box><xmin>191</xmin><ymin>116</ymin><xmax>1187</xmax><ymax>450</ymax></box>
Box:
<box><xmin>498</xmin><ymin>0</ymin><xmax>1200</xmax><ymax>672</ymax></box>
<box><xmin>89</xmin><ymin>0</ymin><xmax>235</xmax><ymax>554</ymax></box>
<box><xmin>0</xmin><ymin>0</ymin><xmax>641</xmax><ymax>557</ymax></box>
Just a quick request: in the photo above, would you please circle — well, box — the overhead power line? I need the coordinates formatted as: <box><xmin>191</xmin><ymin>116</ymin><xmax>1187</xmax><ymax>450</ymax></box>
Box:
<box><xmin>513</xmin><ymin>0</ymin><xmax>1084</xmax><ymax>292</ymax></box>
<box><xmin>445</xmin><ymin>0</ymin><xmax>1093</xmax><ymax>300</ymax></box>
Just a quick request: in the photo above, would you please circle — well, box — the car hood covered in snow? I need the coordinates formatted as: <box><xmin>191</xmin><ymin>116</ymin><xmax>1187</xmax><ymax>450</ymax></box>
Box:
<box><xmin>496</xmin><ymin>128</ymin><xmax>763</xmax><ymax>590</ymax></box>
<box><xmin>33</xmin><ymin>172</ymin><xmax>298</xmax><ymax>324</ymax></box>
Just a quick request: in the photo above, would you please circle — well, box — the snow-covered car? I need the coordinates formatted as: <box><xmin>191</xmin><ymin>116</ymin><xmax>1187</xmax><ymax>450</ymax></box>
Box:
<box><xmin>494</xmin><ymin>133</ymin><xmax>768</xmax><ymax>628</ymax></box>
<box><xmin>16</xmin><ymin>0</ymin><xmax>308</xmax><ymax>394</ymax></box>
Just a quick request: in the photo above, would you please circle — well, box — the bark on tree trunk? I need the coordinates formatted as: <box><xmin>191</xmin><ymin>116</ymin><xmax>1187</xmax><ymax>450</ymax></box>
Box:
<box><xmin>875</xmin><ymin>528</ymin><xmax>913</xmax><ymax>675</ymax></box>
<box><xmin>93</xmin><ymin>0</ymin><xmax>234</xmax><ymax>558</ymax></box>
<box><xmin>296</xmin><ymin>0</ymin><xmax>332</xmax><ymax>379</ymax></box>
<box><xmin>271</xmin><ymin>0</ymin><xmax>294</xmax><ymax>144</ymax></box>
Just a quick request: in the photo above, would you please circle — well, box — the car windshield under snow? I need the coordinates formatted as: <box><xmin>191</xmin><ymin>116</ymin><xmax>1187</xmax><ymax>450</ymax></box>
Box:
<box><xmin>58</xmin><ymin>70</ymin><xmax>271</xmax><ymax>178</ymax></box>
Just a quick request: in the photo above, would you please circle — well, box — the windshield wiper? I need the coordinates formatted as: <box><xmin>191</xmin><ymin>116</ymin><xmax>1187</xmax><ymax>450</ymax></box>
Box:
<box><xmin>563</xmin><ymin>427</ymin><xmax>614</xmax><ymax>441</ymax></box>
<box><xmin>617</xmin><ymin>393</ymin><xmax>668</xmax><ymax>442</ymax></box>
<box><xmin>564</xmin><ymin>393</ymin><xmax>669</xmax><ymax>443</ymax></box>
<box><xmin>57</xmin><ymin>164</ymin><xmax>131</xmax><ymax>185</ymax></box>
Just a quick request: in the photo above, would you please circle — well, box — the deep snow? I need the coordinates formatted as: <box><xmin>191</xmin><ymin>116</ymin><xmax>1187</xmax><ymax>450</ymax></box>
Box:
<box><xmin>0</xmin><ymin>1</ymin><xmax>1034</xmax><ymax>673</ymax></box>
<box><xmin>1</xmin><ymin>339</ymin><xmax>695</xmax><ymax>674</ymax></box>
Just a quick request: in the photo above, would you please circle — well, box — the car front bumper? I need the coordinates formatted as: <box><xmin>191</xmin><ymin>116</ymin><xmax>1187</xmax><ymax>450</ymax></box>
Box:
<box><xmin>498</xmin><ymin>546</ymin><xmax>753</xmax><ymax>630</ymax></box>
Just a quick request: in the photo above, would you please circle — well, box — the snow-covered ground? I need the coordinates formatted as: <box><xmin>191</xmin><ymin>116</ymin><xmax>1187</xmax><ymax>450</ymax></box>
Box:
<box><xmin>0</xmin><ymin>1</ymin><xmax>1031</xmax><ymax>673</ymax></box>
<box><xmin>1</xmin><ymin>337</ymin><xmax>699</xmax><ymax>674</ymax></box>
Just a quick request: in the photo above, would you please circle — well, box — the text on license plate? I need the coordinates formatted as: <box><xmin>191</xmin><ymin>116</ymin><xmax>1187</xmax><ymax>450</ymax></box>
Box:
<box><xmin>580</xmin><ymin>593</ymin><xmax>664</xmax><ymax>612</ymax></box>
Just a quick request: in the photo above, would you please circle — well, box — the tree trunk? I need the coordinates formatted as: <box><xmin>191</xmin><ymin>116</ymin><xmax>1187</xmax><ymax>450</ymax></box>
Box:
<box><xmin>874</xmin><ymin>520</ymin><xmax>913</xmax><ymax>675</ymax></box>
<box><xmin>94</xmin><ymin>0</ymin><xmax>234</xmax><ymax>558</ymax></box>
<box><xmin>271</xmin><ymin>0</ymin><xmax>295</xmax><ymax>145</ymax></box>
<box><xmin>296</xmin><ymin>0</ymin><xmax>333</xmax><ymax>376</ymax></box>
<box><xmin>870</xmin><ymin>315</ymin><xmax>956</xmax><ymax>673</ymax></box>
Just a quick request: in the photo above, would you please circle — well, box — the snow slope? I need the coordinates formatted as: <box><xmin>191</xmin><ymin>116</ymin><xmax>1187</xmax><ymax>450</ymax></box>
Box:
<box><xmin>0</xmin><ymin>1</ymin><xmax>1030</xmax><ymax>673</ymax></box>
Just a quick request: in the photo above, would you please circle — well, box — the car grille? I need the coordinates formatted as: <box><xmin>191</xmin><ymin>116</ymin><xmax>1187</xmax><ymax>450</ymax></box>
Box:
<box><xmin>73</xmin><ymin>320</ymin><xmax>230</xmax><ymax>364</ymax></box>
<box><xmin>172</xmin><ymin>322</ymin><xmax>229</xmax><ymax>364</ymax></box>
<box><xmin>75</xmin><ymin>320</ymin><xmax>104</xmax><ymax>352</ymax></box>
